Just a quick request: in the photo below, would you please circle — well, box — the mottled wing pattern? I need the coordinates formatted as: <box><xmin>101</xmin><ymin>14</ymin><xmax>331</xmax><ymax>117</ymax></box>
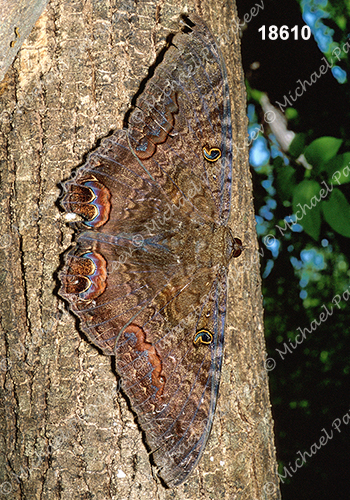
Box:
<box><xmin>59</xmin><ymin>13</ymin><xmax>236</xmax><ymax>487</ymax></box>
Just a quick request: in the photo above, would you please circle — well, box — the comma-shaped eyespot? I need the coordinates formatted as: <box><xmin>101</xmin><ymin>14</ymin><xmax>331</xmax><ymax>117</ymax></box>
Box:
<box><xmin>202</xmin><ymin>146</ymin><xmax>222</xmax><ymax>162</ymax></box>
<box><xmin>62</xmin><ymin>175</ymin><xmax>111</xmax><ymax>228</ymax></box>
<box><xmin>193</xmin><ymin>329</ymin><xmax>213</xmax><ymax>346</ymax></box>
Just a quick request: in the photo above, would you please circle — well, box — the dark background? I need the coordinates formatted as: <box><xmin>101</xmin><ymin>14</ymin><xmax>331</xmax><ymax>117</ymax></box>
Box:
<box><xmin>235</xmin><ymin>1</ymin><xmax>350</xmax><ymax>499</ymax></box>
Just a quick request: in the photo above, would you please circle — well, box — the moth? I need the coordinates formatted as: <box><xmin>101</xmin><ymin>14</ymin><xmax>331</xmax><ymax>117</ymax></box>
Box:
<box><xmin>59</xmin><ymin>13</ymin><xmax>242</xmax><ymax>487</ymax></box>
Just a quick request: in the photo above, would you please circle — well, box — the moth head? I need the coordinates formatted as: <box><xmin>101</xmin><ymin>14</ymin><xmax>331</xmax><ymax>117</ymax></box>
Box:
<box><xmin>225</xmin><ymin>227</ymin><xmax>243</xmax><ymax>263</ymax></box>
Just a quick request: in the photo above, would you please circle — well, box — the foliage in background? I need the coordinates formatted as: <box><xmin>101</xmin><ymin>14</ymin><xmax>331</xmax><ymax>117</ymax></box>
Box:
<box><xmin>239</xmin><ymin>0</ymin><xmax>350</xmax><ymax>498</ymax></box>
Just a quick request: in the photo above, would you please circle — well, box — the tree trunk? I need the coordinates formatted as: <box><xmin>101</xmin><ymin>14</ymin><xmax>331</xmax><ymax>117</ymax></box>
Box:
<box><xmin>0</xmin><ymin>0</ymin><xmax>281</xmax><ymax>498</ymax></box>
<box><xmin>0</xmin><ymin>0</ymin><xmax>49</xmax><ymax>82</ymax></box>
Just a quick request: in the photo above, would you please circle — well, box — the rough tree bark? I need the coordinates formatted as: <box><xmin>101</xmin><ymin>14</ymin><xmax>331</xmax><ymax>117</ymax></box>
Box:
<box><xmin>0</xmin><ymin>0</ymin><xmax>49</xmax><ymax>82</ymax></box>
<box><xmin>0</xmin><ymin>0</ymin><xmax>281</xmax><ymax>498</ymax></box>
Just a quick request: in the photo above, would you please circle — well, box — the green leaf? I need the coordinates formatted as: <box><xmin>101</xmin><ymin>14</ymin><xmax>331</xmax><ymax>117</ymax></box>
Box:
<box><xmin>322</xmin><ymin>189</ymin><xmax>350</xmax><ymax>238</ymax></box>
<box><xmin>304</xmin><ymin>137</ymin><xmax>343</xmax><ymax>171</ymax></box>
<box><xmin>276</xmin><ymin>165</ymin><xmax>297</xmax><ymax>201</ymax></box>
<box><xmin>285</xmin><ymin>108</ymin><xmax>298</xmax><ymax>121</ymax></box>
<box><xmin>292</xmin><ymin>180</ymin><xmax>322</xmax><ymax>240</ymax></box>
<box><xmin>289</xmin><ymin>133</ymin><xmax>306</xmax><ymax>158</ymax></box>
<box><xmin>250</xmin><ymin>88</ymin><xmax>264</xmax><ymax>102</ymax></box>
<box><xmin>324</xmin><ymin>153</ymin><xmax>350</xmax><ymax>185</ymax></box>
<box><xmin>273</xmin><ymin>157</ymin><xmax>283</xmax><ymax>169</ymax></box>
